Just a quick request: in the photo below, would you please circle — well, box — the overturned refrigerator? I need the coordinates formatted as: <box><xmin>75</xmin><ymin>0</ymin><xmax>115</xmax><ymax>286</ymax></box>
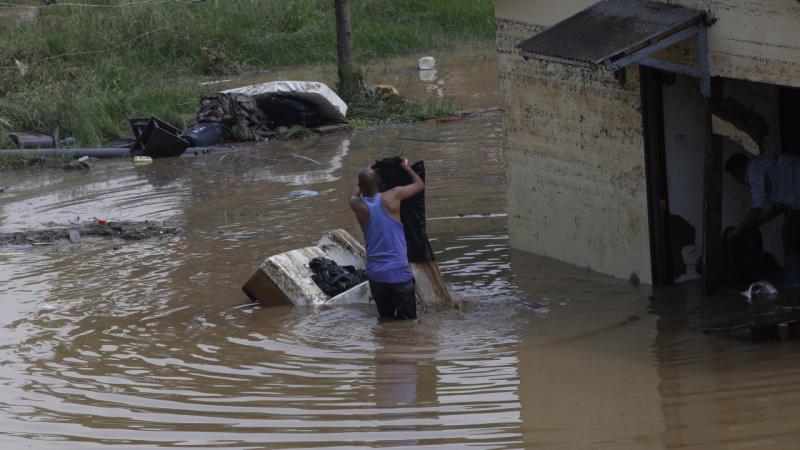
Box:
<box><xmin>242</xmin><ymin>229</ymin><xmax>372</xmax><ymax>307</ymax></box>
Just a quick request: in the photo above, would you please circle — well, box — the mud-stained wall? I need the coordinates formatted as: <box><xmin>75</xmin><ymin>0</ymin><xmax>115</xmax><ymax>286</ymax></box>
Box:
<box><xmin>675</xmin><ymin>0</ymin><xmax>800</xmax><ymax>88</ymax></box>
<box><xmin>496</xmin><ymin>16</ymin><xmax>652</xmax><ymax>282</ymax></box>
<box><xmin>496</xmin><ymin>0</ymin><xmax>800</xmax><ymax>88</ymax></box>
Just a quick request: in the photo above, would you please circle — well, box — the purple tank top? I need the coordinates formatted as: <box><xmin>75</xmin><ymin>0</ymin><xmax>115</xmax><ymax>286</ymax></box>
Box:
<box><xmin>363</xmin><ymin>193</ymin><xmax>413</xmax><ymax>283</ymax></box>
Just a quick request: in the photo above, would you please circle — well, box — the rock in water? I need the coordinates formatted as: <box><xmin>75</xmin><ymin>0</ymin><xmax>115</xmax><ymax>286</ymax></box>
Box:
<box><xmin>290</xmin><ymin>190</ymin><xmax>319</xmax><ymax>199</ymax></box>
<box><xmin>68</xmin><ymin>229</ymin><xmax>81</xmax><ymax>244</ymax></box>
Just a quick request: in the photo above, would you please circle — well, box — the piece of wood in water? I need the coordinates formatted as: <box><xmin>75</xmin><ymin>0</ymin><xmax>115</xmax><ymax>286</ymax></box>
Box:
<box><xmin>410</xmin><ymin>260</ymin><xmax>460</xmax><ymax>310</ymax></box>
<box><xmin>313</xmin><ymin>124</ymin><xmax>353</xmax><ymax>135</ymax></box>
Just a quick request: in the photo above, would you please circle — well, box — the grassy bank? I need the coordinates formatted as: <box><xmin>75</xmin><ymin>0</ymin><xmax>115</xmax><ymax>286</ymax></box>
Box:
<box><xmin>0</xmin><ymin>0</ymin><xmax>495</xmax><ymax>148</ymax></box>
<box><xmin>0</xmin><ymin>154</ymin><xmax>74</xmax><ymax>171</ymax></box>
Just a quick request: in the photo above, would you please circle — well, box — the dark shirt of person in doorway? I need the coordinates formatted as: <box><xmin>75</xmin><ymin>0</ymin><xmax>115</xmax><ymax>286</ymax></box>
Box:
<box><xmin>349</xmin><ymin>159</ymin><xmax>424</xmax><ymax>319</ymax></box>
<box><xmin>725</xmin><ymin>152</ymin><xmax>800</xmax><ymax>286</ymax></box>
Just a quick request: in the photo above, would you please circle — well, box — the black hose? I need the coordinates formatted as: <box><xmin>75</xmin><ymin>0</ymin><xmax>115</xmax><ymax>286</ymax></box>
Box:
<box><xmin>0</xmin><ymin>146</ymin><xmax>248</xmax><ymax>159</ymax></box>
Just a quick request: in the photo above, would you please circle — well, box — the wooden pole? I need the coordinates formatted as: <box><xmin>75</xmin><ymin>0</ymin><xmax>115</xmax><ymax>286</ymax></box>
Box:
<box><xmin>335</xmin><ymin>0</ymin><xmax>353</xmax><ymax>78</ymax></box>
<box><xmin>334</xmin><ymin>0</ymin><xmax>362</xmax><ymax>102</ymax></box>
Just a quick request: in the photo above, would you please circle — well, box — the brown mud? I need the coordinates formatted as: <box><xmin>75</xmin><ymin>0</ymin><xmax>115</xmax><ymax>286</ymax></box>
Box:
<box><xmin>0</xmin><ymin>221</ymin><xmax>181</xmax><ymax>246</ymax></box>
<box><xmin>1</xmin><ymin>47</ymin><xmax>800</xmax><ymax>449</ymax></box>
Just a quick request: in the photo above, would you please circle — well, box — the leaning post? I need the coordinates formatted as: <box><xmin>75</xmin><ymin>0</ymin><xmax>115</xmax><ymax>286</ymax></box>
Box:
<box><xmin>334</xmin><ymin>0</ymin><xmax>363</xmax><ymax>103</ymax></box>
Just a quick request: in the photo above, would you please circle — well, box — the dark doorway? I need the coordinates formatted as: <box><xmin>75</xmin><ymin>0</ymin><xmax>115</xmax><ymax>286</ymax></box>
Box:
<box><xmin>780</xmin><ymin>87</ymin><xmax>800</xmax><ymax>154</ymax></box>
<box><xmin>640</xmin><ymin>67</ymin><xmax>673</xmax><ymax>286</ymax></box>
<box><xmin>641</xmin><ymin>68</ymin><xmax>720</xmax><ymax>289</ymax></box>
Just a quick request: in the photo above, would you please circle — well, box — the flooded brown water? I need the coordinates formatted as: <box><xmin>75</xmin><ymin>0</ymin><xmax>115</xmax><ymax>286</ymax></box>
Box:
<box><xmin>207</xmin><ymin>45</ymin><xmax>501</xmax><ymax>113</ymax></box>
<box><xmin>2</xmin><ymin>49</ymin><xmax>800</xmax><ymax>449</ymax></box>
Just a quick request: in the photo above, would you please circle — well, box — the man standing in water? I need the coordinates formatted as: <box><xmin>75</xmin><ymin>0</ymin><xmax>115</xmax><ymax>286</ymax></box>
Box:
<box><xmin>349</xmin><ymin>159</ymin><xmax>424</xmax><ymax>319</ymax></box>
<box><xmin>725</xmin><ymin>153</ymin><xmax>800</xmax><ymax>286</ymax></box>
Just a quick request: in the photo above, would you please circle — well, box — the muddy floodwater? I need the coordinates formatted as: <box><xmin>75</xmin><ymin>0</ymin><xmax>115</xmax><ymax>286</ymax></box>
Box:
<box><xmin>3</xmin><ymin>50</ymin><xmax>800</xmax><ymax>449</ymax></box>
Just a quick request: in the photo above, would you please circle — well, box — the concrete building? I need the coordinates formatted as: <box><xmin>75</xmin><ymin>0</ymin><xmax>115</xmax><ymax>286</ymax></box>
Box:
<box><xmin>495</xmin><ymin>0</ymin><xmax>800</xmax><ymax>288</ymax></box>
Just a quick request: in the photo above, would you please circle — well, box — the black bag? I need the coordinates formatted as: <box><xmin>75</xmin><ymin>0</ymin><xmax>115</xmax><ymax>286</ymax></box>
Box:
<box><xmin>371</xmin><ymin>156</ymin><xmax>435</xmax><ymax>262</ymax></box>
<box><xmin>309</xmin><ymin>257</ymin><xmax>367</xmax><ymax>297</ymax></box>
<box><xmin>258</xmin><ymin>95</ymin><xmax>322</xmax><ymax>128</ymax></box>
<box><xmin>183</xmin><ymin>122</ymin><xmax>225</xmax><ymax>147</ymax></box>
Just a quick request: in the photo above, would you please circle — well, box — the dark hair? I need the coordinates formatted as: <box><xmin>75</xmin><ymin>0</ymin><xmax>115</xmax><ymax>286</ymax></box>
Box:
<box><xmin>724</xmin><ymin>153</ymin><xmax>750</xmax><ymax>174</ymax></box>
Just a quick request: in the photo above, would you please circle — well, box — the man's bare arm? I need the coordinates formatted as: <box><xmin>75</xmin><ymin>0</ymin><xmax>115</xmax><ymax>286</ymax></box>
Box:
<box><xmin>349</xmin><ymin>185</ymin><xmax>363</xmax><ymax>208</ymax></box>
<box><xmin>384</xmin><ymin>159</ymin><xmax>424</xmax><ymax>204</ymax></box>
<box><xmin>349</xmin><ymin>185</ymin><xmax>369</xmax><ymax>232</ymax></box>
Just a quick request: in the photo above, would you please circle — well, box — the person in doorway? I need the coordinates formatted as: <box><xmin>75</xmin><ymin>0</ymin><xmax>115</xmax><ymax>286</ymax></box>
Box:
<box><xmin>725</xmin><ymin>152</ymin><xmax>800</xmax><ymax>286</ymax></box>
<box><xmin>349</xmin><ymin>159</ymin><xmax>424</xmax><ymax>319</ymax></box>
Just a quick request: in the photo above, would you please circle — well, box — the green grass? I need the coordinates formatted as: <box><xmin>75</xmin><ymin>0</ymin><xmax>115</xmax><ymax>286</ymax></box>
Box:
<box><xmin>0</xmin><ymin>154</ymin><xmax>73</xmax><ymax>170</ymax></box>
<box><xmin>275</xmin><ymin>125</ymin><xmax>316</xmax><ymax>140</ymax></box>
<box><xmin>0</xmin><ymin>0</ymin><xmax>494</xmax><ymax>149</ymax></box>
<box><xmin>348</xmin><ymin>91</ymin><xmax>456</xmax><ymax>124</ymax></box>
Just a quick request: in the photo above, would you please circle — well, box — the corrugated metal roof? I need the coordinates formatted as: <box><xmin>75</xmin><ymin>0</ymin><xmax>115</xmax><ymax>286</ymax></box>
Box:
<box><xmin>516</xmin><ymin>0</ymin><xmax>706</xmax><ymax>68</ymax></box>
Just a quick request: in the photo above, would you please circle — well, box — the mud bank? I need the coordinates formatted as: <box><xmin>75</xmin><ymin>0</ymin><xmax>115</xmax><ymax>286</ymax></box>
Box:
<box><xmin>0</xmin><ymin>221</ymin><xmax>181</xmax><ymax>246</ymax></box>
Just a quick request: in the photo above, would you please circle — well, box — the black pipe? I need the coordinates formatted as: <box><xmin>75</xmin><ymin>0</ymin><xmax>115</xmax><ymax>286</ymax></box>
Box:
<box><xmin>0</xmin><ymin>147</ymin><xmax>130</xmax><ymax>158</ymax></box>
<box><xmin>0</xmin><ymin>146</ymin><xmax>249</xmax><ymax>159</ymax></box>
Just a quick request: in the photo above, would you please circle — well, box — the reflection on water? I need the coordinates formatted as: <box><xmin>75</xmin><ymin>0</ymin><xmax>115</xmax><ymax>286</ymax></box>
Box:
<box><xmin>2</xmin><ymin>67</ymin><xmax>800</xmax><ymax>449</ymax></box>
<box><xmin>253</xmin><ymin>138</ymin><xmax>350</xmax><ymax>186</ymax></box>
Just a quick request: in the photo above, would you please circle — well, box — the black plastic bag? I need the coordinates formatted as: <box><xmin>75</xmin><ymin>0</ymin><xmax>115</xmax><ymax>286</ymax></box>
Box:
<box><xmin>258</xmin><ymin>95</ymin><xmax>322</xmax><ymax>128</ymax></box>
<box><xmin>183</xmin><ymin>122</ymin><xmax>225</xmax><ymax>147</ymax></box>
<box><xmin>309</xmin><ymin>257</ymin><xmax>367</xmax><ymax>297</ymax></box>
<box><xmin>371</xmin><ymin>156</ymin><xmax>435</xmax><ymax>262</ymax></box>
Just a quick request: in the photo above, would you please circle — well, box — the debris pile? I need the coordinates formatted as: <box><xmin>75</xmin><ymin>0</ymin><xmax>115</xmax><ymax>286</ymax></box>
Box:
<box><xmin>2</xmin><ymin>81</ymin><xmax>351</xmax><ymax>161</ymax></box>
<box><xmin>0</xmin><ymin>221</ymin><xmax>182</xmax><ymax>246</ymax></box>
<box><xmin>62</xmin><ymin>156</ymin><xmax>92</xmax><ymax>170</ymax></box>
<box><xmin>194</xmin><ymin>93</ymin><xmax>274</xmax><ymax>143</ymax></box>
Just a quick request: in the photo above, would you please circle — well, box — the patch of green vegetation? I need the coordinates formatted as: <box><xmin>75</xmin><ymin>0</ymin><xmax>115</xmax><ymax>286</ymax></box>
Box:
<box><xmin>0</xmin><ymin>153</ymin><xmax>73</xmax><ymax>171</ymax></box>
<box><xmin>348</xmin><ymin>92</ymin><xmax>456</xmax><ymax>124</ymax></box>
<box><xmin>0</xmin><ymin>0</ymin><xmax>493</xmax><ymax>150</ymax></box>
<box><xmin>275</xmin><ymin>125</ymin><xmax>316</xmax><ymax>141</ymax></box>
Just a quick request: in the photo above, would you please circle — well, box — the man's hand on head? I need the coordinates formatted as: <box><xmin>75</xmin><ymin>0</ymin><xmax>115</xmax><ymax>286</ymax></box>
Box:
<box><xmin>383</xmin><ymin>158</ymin><xmax>425</xmax><ymax>205</ymax></box>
